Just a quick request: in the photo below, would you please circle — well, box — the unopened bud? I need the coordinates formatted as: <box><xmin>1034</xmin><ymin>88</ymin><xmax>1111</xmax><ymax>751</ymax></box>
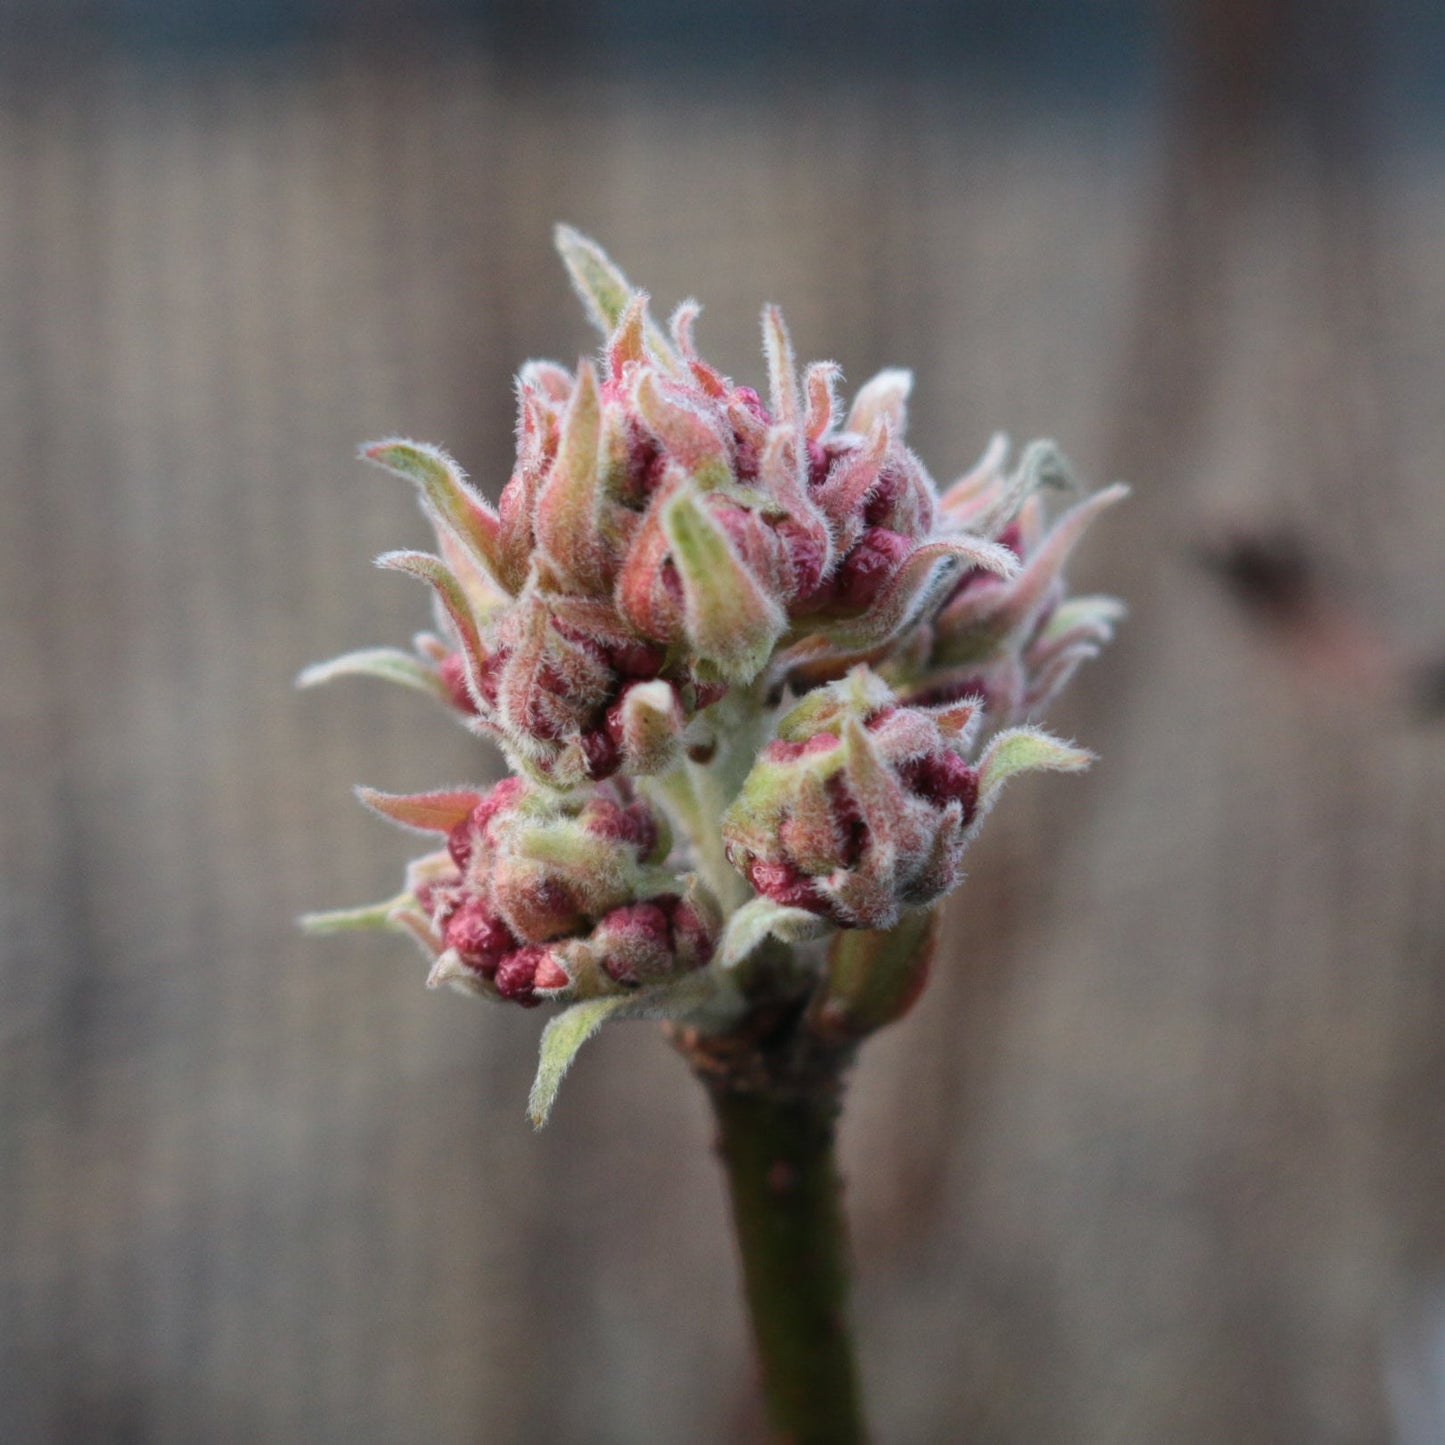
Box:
<box><xmin>353</xmin><ymin>777</ymin><xmax>712</xmax><ymax>1007</ymax></box>
<box><xmin>724</xmin><ymin>667</ymin><xmax>1085</xmax><ymax>930</ymax></box>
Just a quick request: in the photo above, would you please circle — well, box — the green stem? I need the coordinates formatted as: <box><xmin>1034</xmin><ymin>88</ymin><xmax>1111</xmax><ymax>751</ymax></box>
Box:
<box><xmin>683</xmin><ymin>751</ymin><xmax>753</xmax><ymax>913</ymax></box>
<box><xmin>708</xmin><ymin>1077</ymin><xmax>869</xmax><ymax>1445</ymax></box>
<box><xmin>648</xmin><ymin>683</ymin><xmax>774</xmax><ymax>915</ymax></box>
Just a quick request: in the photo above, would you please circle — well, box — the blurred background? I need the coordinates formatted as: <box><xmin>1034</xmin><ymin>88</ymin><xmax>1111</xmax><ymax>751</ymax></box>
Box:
<box><xmin>3</xmin><ymin>1</ymin><xmax>1444</xmax><ymax>1440</ymax></box>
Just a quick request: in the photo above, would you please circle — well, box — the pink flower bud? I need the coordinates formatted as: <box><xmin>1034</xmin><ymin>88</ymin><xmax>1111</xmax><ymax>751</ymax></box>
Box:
<box><xmin>592</xmin><ymin>902</ymin><xmax>675</xmax><ymax>985</ymax></box>
<box><xmin>560</xmin><ymin>888</ymin><xmax>721</xmax><ymax>989</ymax></box>
<box><xmin>441</xmin><ymin>897</ymin><xmax>518</xmax><ymax>980</ymax></box>
<box><xmin>495</xmin><ymin>945</ymin><xmax>552</xmax><ymax>1006</ymax></box>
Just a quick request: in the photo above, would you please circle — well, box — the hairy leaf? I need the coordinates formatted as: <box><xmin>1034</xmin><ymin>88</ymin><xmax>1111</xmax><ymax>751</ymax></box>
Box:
<box><xmin>718</xmin><ymin>896</ymin><xmax>831</xmax><ymax>970</ymax></box>
<box><xmin>977</xmin><ymin>726</ymin><xmax>1093</xmax><ymax>807</ymax></box>
<box><xmin>300</xmin><ymin>894</ymin><xmax>412</xmax><ymax>934</ymax></box>
<box><xmin>528</xmin><ymin>972</ymin><xmax>719</xmax><ymax>1127</ymax></box>
<box><xmin>296</xmin><ymin>647</ymin><xmax>450</xmax><ymax>702</ymax></box>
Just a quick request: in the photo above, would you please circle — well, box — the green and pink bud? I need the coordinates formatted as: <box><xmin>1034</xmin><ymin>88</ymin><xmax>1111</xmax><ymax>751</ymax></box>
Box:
<box><xmin>722</xmin><ymin>668</ymin><xmax>1091</xmax><ymax>930</ymax></box>
<box><xmin>555</xmin><ymin>888</ymin><xmax>721</xmax><ymax>990</ymax></box>
<box><xmin>351</xmin><ymin>778</ymin><xmax>717</xmax><ymax>1006</ymax></box>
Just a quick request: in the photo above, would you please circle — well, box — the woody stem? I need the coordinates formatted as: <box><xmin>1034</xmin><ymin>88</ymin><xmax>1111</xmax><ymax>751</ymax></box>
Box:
<box><xmin>705</xmin><ymin>1068</ymin><xmax>869</xmax><ymax>1444</ymax></box>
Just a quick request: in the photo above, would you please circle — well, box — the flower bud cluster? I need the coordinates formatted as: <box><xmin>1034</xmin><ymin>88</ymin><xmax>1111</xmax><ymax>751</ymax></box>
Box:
<box><xmin>304</xmin><ymin>227</ymin><xmax>1124</xmax><ymax>1119</ymax></box>
<box><xmin>722</xmin><ymin>669</ymin><xmax>985</xmax><ymax>930</ymax></box>
<box><xmin>368</xmin><ymin>778</ymin><xmax>718</xmax><ymax>1006</ymax></box>
<box><xmin>343</xmin><ymin>228</ymin><xmax>1016</xmax><ymax>788</ymax></box>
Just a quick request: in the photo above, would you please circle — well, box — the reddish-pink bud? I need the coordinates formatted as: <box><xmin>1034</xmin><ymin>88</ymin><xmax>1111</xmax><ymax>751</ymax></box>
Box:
<box><xmin>609</xmin><ymin>640</ymin><xmax>667</xmax><ymax>678</ymax></box>
<box><xmin>667</xmin><ymin>895</ymin><xmax>718</xmax><ymax>967</ymax></box>
<box><xmin>596</xmin><ymin>901</ymin><xmax>673</xmax><ymax>985</ymax></box>
<box><xmin>829</xmin><ymin>527</ymin><xmax>914</xmax><ymax>611</ymax></box>
<box><xmin>899</xmin><ymin>750</ymin><xmax>979</xmax><ymax>823</ymax></box>
<box><xmin>775</xmin><ymin>519</ymin><xmax>829</xmax><ymax>599</ymax></box>
<box><xmin>579</xmin><ymin>727</ymin><xmax>622</xmax><ymax>780</ymax></box>
<box><xmin>445</xmin><ymin>899</ymin><xmax>517</xmax><ymax>978</ymax></box>
<box><xmin>568</xmin><ymin>884</ymin><xmax>721</xmax><ymax>989</ymax></box>
<box><xmin>495</xmin><ymin>945</ymin><xmax>548</xmax><ymax>1006</ymax></box>
<box><xmin>581</xmin><ymin>793</ymin><xmax>661</xmax><ymax>857</ymax></box>
<box><xmin>745</xmin><ymin>857</ymin><xmax>829</xmax><ymax>913</ymax></box>
<box><xmin>498</xmin><ymin>873</ymin><xmax>586</xmax><ymax>943</ymax></box>
<box><xmin>471</xmin><ymin>777</ymin><xmax>527</xmax><ymax>836</ymax></box>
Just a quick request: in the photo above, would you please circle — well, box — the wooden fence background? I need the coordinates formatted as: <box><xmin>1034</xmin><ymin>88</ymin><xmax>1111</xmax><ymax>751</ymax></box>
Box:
<box><xmin>3</xmin><ymin>28</ymin><xmax>1444</xmax><ymax>1444</ymax></box>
